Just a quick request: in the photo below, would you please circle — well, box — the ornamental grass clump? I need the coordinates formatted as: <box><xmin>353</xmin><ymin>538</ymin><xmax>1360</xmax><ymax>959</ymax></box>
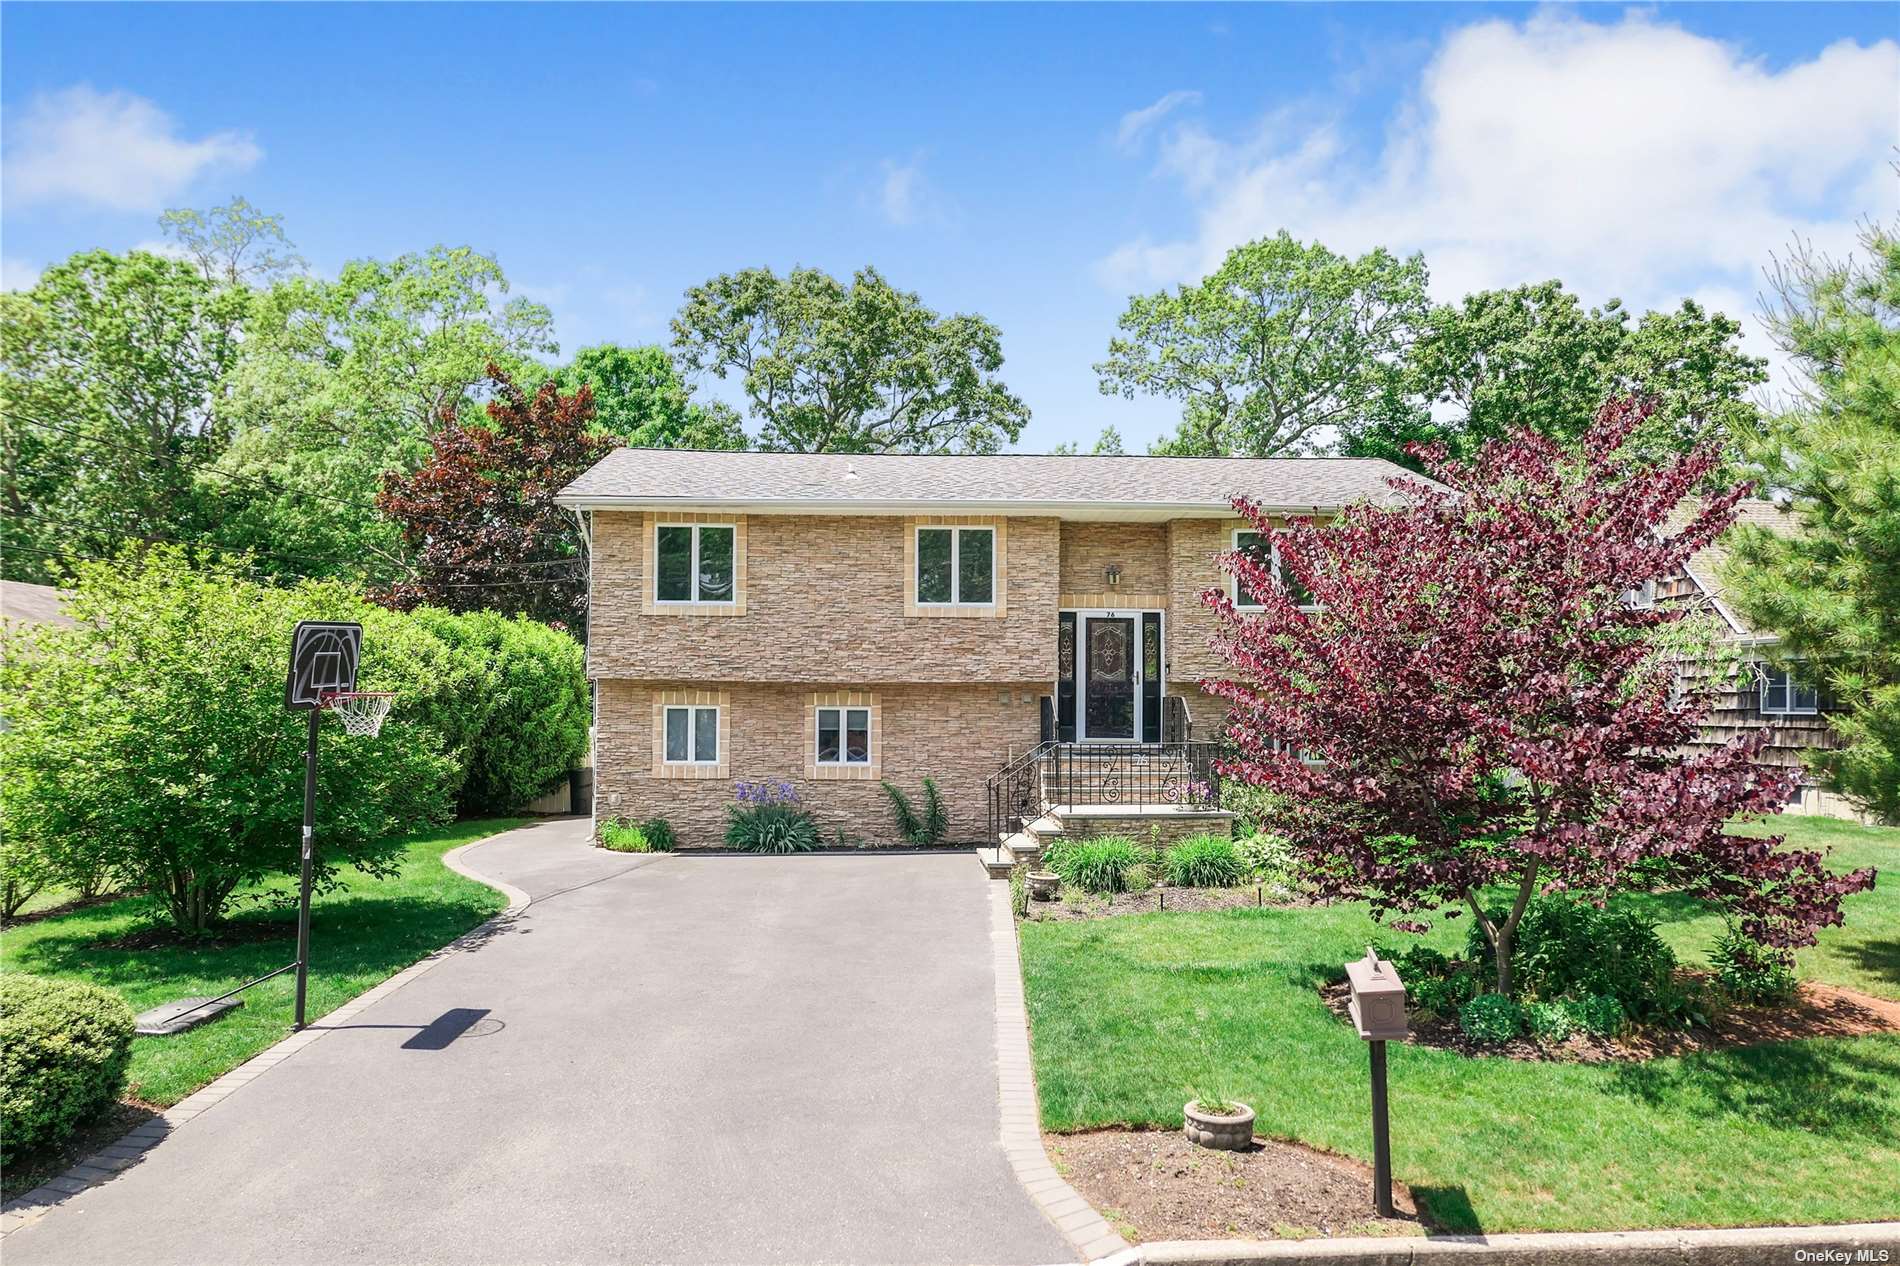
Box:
<box><xmin>1048</xmin><ymin>836</ymin><xmax>1153</xmax><ymax>895</ymax></box>
<box><xmin>726</xmin><ymin>781</ymin><xmax>821</xmax><ymax>854</ymax></box>
<box><xmin>1164</xmin><ymin>835</ymin><xmax>1247</xmax><ymax>888</ymax></box>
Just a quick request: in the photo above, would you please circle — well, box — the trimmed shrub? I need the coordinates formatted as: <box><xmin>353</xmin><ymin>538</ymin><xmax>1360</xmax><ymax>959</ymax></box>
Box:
<box><xmin>726</xmin><ymin>786</ymin><xmax>821</xmax><ymax>854</ymax></box>
<box><xmin>599</xmin><ymin>820</ymin><xmax>651</xmax><ymax>853</ymax></box>
<box><xmin>881</xmin><ymin>778</ymin><xmax>950</xmax><ymax>846</ymax></box>
<box><xmin>1566</xmin><ymin>992</ymin><xmax>1627</xmax><ymax>1037</ymax></box>
<box><xmin>1468</xmin><ymin>896</ymin><xmax>1676</xmax><ymax>1016</ymax></box>
<box><xmin>1164</xmin><ymin>835</ymin><xmax>1246</xmax><ymax>888</ymax></box>
<box><xmin>1524</xmin><ymin>1000</ymin><xmax>1576</xmax><ymax>1042</ymax></box>
<box><xmin>1049</xmin><ymin>836</ymin><xmax>1153</xmax><ymax>895</ymax></box>
<box><xmin>1458</xmin><ymin>993</ymin><xmax>1523</xmax><ymax>1044</ymax></box>
<box><xmin>1711</xmin><ymin>923</ymin><xmax>1798</xmax><ymax>1004</ymax></box>
<box><xmin>0</xmin><ymin>975</ymin><xmax>136</xmax><ymax>1162</ymax></box>
<box><xmin>641</xmin><ymin>818</ymin><xmax>678</xmax><ymax>852</ymax></box>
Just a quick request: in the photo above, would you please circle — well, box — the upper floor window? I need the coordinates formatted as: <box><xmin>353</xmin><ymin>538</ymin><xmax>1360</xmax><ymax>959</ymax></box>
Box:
<box><xmin>1760</xmin><ymin>665</ymin><xmax>1818</xmax><ymax>716</ymax></box>
<box><xmin>662</xmin><ymin>704</ymin><xmax>720</xmax><ymax>765</ymax></box>
<box><xmin>1233</xmin><ymin>529</ymin><xmax>1318</xmax><ymax>611</ymax></box>
<box><xmin>656</xmin><ymin>523</ymin><xmax>735</xmax><ymax>605</ymax></box>
<box><xmin>916</xmin><ymin>526</ymin><xmax>994</xmax><ymax>606</ymax></box>
<box><xmin>1622</xmin><ymin>579</ymin><xmax>1657</xmax><ymax>610</ymax></box>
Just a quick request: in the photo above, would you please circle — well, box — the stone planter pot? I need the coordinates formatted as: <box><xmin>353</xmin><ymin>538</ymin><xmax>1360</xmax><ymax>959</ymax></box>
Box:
<box><xmin>1184</xmin><ymin>1100</ymin><xmax>1255</xmax><ymax>1151</ymax></box>
<box><xmin>1027</xmin><ymin>871</ymin><xmax>1061</xmax><ymax>902</ymax></box>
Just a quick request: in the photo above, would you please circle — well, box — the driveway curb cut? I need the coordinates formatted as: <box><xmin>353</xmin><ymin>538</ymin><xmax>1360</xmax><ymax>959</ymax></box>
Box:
<box><xmin>0</xmin><ymin>832</ymin><xmax>531</xmax><ymax>1240</ymax></box>
<box><xmin>989</xmin><ymin>882</ymin><xmax>1130</xmax><ymax>1263</ymax></box>
<box><xmin>1098</xmin><ymin>1221</ymin><xmax>1900</xmax><ymax>1264</ymax></box>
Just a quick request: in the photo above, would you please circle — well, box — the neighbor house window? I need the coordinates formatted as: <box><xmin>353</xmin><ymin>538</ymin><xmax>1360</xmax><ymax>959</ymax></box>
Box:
<box><xmin>815</xmin><ymin>706</ymin><xmax>871</xmax><ymax>767</ymax></box>
<box><xmin>915</xmin><ymin>526</ymin><xmax>994</xmax><ymax>606</ymax></box>
<box><xmin>655</xmin><ymin>523</ymin><xmax>735</xmax><ymax>604</ymax></box>
<box><xmin>1232</xmin><ymin>530</ymin><xmax>1317</xmax><ymax>611</ymax></box>
<box><xmin>1759</xmin><ymin>665</ymin><xmax>1818</xmax><ymax>716</ymax></box>
<box><xmin>662</xmin><ymin>704</ymin><xmax>720</xmax><ymax>765</ymax></box>
<box><xmin>1622</xmin><ymin>579</ymin><xmax>1657</xmax><ymax>610</ymax></box>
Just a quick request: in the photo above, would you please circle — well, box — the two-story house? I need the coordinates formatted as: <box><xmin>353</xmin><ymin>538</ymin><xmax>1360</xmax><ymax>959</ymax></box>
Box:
<box><xmin>555</xmin><ymin>449</ymin><xmax>1419</xmax><ymax>852</ymax></box>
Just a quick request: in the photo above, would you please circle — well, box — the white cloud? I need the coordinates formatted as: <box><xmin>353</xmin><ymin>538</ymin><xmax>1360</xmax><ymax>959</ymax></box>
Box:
<box><xmin>1097</xmin><ymin>11</ymin><xmax>1900</xmax><ymax>391</ymax></box>
<box><xmin>877</xmin><ymin>155</ymin><xmax>928</xmax><ymax>226</ymax></box>
<box><xmin>2</xmin><ymin>85</ymin><xmax>261</xmax><ymax>212</ymax></box>
<box><xmin>1115</xmin><ymin>89</ymin><xmax>1202</xmax><ymax>151</ymax></box>
<box><xmin>1</xmin><ymin>257</ymin><xmax>42</xmax><ymax>291</ymax></box>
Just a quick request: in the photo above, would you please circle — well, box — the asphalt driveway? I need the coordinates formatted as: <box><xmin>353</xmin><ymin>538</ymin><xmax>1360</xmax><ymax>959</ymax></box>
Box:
<box><xmin>6</xmin><ymin>819</ymin><xmax>1075</xmax><ymax>1265</ymax></box>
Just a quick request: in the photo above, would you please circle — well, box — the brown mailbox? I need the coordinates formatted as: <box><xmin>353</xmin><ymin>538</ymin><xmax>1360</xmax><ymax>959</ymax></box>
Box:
<box><xmin>1345</xmin><ymin>947</ymin><xmax>1408</xmax><ymax>1041</ymax></box>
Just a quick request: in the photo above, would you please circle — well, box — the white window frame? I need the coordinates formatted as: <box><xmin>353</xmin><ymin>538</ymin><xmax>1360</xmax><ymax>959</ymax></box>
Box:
<box><xmin>1231</xmin><ymin>529</ymin><xmax>1321</xmax><ymax>612</ymax></box>
<box><xmin>654</xmin><ymin>522</ymin><xmax>737</xmax><ymax>606</ymax></box>
<box><xmin>1758</xmin><ymin>665</ymin><xmax>1819</xmax><ymax>716</ymax></box>
<box><xmin>1622</xmin><ymin>579</ymin><xmax>1657</xmax><ymax>610</ymax></box>
<box><xmin>913</xmin><ymin>525</ymin><xmax>995</xmax><ymax>608</ymax></box>
<box><xmin>813</xmin><ymin>705</ymin><xmax>873</xmax><ymax>767</ymax></box>
<box><xmin>661</xmin><ymin>704</ymin><xmax>721</xmax><ymax>766</ymax></box>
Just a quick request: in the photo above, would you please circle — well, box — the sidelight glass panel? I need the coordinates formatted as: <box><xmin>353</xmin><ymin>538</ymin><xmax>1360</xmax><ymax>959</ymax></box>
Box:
<box><xmin>958</xmin><ymin>528</ymin><xmax>994</xmax><ymax>603</ymax></box>
<box><xmin>664</xmin><ymin>707</ymin><xmax>690</xmax><ymax>762</ymax></box>
<box><xmin>917</xmin><ymin>529</ymin><xmax>953</xmax><ymax>603</ymax></box>
<box><xmin>697</xmin><ymin>527</ymin><xmax>734</xmax><ymax>602</ymax></box>
<box><xmin>693</xmin><ymin>708</ymin><xmax>719</xmax><ymax>762</ymax></box>
<box><xmin>656</xmin><ymin>527</ymin><xmax>694</xmax><ymax>601</ymax></box>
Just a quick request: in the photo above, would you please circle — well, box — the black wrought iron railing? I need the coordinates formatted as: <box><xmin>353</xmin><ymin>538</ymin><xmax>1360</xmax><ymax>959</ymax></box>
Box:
<box><xmin>985</xmin><ymin>740</ymin><xmax>1223</xmax><ymax>842</ymax></box>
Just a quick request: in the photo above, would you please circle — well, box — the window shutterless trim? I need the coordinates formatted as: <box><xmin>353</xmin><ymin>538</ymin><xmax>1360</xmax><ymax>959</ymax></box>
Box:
<box><xmin>912</xmin><ymin>524</ymin><xmax>995</xmax><ymax>608</ymax></box>
<box><xmin>1758</xmin><ymin>665</ymin><xmax>1819</xmax><ymax>716</ymax></box>
<box><xmin>660</xmin><ymin>704</ymin><xmax>722</xmax><ymax>765</ymax></box>
<box><xmin>654</xmin><ymin>522</ymin><xmax>737</xmax><ymax>606</ymax></box>
<box><xmin>813</xmin><ymin>705</ymin><xmax>872</xmax><ymax>766</ymax></box>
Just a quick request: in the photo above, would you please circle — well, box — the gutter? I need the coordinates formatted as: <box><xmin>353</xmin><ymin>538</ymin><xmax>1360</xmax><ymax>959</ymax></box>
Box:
<box><xmin>551</xmin><ymin>496</ymin><xmax>1347</xmax><ymax>517</ymax></box>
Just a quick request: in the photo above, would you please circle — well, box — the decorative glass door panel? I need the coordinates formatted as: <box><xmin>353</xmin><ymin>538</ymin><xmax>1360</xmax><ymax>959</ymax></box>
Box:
<box><xmin>1083</xmin><ymin>616</ymin><xmax>1136</xmax><ymax>739</ymax></box>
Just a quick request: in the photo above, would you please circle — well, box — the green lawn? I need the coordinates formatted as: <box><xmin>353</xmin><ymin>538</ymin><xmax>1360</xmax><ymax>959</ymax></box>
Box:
<box><xmin>1</xmin><ymin>818</ymin><xmax>523</xmax><ymax>1107</ymax></box>
<box><xmin>1019</xmin><ymin>816</ymin><xmax>1898</xmax><ymax>1234</ymax></box>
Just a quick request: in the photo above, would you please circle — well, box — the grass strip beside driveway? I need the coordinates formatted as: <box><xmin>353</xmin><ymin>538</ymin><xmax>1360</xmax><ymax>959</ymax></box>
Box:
<box><xmin>1018</xmin><ymin>817</ymin><xmax>1899</xmax><ymax>1234</ymax></box>
<box><xmin>1</xmin><ymin>817</ymin><xmax>524</xmax><ymax>1108</ymax></box>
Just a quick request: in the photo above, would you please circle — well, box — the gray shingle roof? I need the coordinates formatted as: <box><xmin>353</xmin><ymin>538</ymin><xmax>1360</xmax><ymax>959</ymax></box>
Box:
<box><xmin>1682</xmin><ymin>499</ymin><xmax>1800</xmax><ymax>638</ymax></box>
<box><xmin>0</xmin><ymin>580</ymin><xmax>76</xmax><ymax>628</ymax></box>
<box><xmin>557</xmin><ymin>449</ymin><xmax>1424</xmax><ymax>513</ymax></box>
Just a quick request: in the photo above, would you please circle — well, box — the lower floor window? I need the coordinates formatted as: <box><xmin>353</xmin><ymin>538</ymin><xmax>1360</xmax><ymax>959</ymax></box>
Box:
<box><xmin>664</xmin><ymin>705</ymin><xmax>720</xmax><ymax>764</ymax></box>
<box><xmin>816</xmin><ymin>706</ymin><xmax>870</xmax><ymax>765</ymax></box>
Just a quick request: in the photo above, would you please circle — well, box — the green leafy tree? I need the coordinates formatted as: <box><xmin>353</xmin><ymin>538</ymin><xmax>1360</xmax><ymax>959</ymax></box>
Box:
<box><xmin>157</xmin><ymin>195</ymin><xmax>305</xmax><ymax>286</ymax></box>
<box><xmin>1345</xmin><ymin>283</ymin><xmax>1767</xmax><ymax>469</ymax></box>
<box><xmin>552</xmin><ymin>343</ymin><xmax>745</xmax><ymax>449</ymax></box>
<box><xmin>213</xmin><ymin>246</ymin><xmax>556</xmax><ymax>580</ymax></box>
<box><xmin>1096</xmin><ymin>232</ymin><xmax>1430</xmax><ymax>456</ymax></box>
<box><xmin>1050</xmin><ymin>425</ymin><xmax>1125</xmax><ymax>455</ymax></box>
<box><xmin>1</xmin><ymin>250</ymin><xmax>248</xmax><ymax>582</ymax></box>
<box><xmin>671</xmin><ymin>264</ymin><xmax>1028</xmax><ymax>453</ymax></box>
<box><xmin>1725</xmin><ymin>219</ymin><xmax>1900</xmax><ymax>822</ymax></box>
<box><xmin>0</xmin><ymin>549</ymin><xmax>461</xmax><ymax>933</ymax></box>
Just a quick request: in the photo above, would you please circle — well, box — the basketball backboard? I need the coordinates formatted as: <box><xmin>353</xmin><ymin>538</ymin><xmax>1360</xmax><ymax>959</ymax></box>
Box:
<box><xmin>285</xmin><ymin>621</ymin><xmax>362</xmax><ymax>709</ymax></box>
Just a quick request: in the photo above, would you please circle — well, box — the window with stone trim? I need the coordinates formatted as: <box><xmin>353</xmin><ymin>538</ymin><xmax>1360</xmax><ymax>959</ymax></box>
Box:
<box><xmin>1232</xmin><ymin>529</ymin><xmax>1317</xmax><ymax>611</ymax></box>
<box><xmin>915</xmin><ymin>526</ymin><xmax>994</xmax><ymax>606</ymax></box>
<box><xmin>662</xmin><ymin>704</ymin><xmax>721</xmax><ymax>764</ymax></box>
<box><xmin>815</xmin><ymin>706</ymin><xmax>871</xmax><ymax>767</ymax></box>
<box><xmin>655</xmin><ymin>523</ymin><xmax>736</xmax><ymax>604</ymax></box>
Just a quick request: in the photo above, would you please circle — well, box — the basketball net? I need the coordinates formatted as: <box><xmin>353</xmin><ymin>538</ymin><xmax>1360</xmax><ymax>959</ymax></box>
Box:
<box><xmin>319</xmin><ymin>691</ymin><xmax>396</xmax><ymax>738</ymax></box>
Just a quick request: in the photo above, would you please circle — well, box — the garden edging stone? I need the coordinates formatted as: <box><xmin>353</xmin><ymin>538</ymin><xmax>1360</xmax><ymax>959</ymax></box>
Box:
<box><xmin>1098</xmin><ymin>1221</ymin><xmax>1900</xmax><ymax>1265</ymax></box>
<box><xmin>0</xmin><ymin>833</ymin><xmax>535</xmax><ymax>1240</ymax></box>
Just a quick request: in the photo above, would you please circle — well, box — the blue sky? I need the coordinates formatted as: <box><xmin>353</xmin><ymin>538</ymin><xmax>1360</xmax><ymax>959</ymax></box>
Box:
<box><xmin>4</xmin><ymin>2</ymin><xmax>1896</xmax><ymax>451</ymax></box>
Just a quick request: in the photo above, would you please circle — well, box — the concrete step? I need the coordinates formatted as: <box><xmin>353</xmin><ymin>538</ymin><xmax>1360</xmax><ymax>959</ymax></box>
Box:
<box><xmin>1000</xmin><ymin>830</ymin><xmax>1044</xmax><ymax>866</ymax></box>
<box><xmin>975</xmin><ymin>846</ymin><xmax>1015</xmax><ymax>879</ymax></box>
<box><xmin>1024</xmin><ymin>815</ymin><xmax>1065</xmax><ymax>841</ymax></box>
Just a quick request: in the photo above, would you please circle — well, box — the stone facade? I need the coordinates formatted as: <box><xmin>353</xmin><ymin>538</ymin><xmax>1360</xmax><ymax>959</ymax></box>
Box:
<box><xmin>596</xmin><ymin>679</ymin><xmax>1046</xmax><ymax>847</ymax></box>
<box><xmin>587</xmin><ymin>509</ymin><xmax>1272</xmax><ymax>848</ymax></box>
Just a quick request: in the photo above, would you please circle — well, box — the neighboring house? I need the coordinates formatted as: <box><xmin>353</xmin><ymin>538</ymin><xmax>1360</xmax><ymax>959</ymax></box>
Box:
<box><xmin>0</xmin><ymin>580</ymin><xmax>76</xmax><ymax>630</ymax></box>
<box><xmin>555</xmin><ymin>450</ymin><xmax>1417</xmax><ymax>853</ymax></box>
<box><xmin>1656</xmin><ymin>500</ymin><xmax>1867</xmax><ymax>822</ymax></box>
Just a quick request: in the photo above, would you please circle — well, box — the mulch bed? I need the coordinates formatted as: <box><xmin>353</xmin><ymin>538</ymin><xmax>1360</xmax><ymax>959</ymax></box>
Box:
<box><xmin>91</xmin><ymin>919</ymin><xmax>291</xmax><ymax>952</ymax></box>
<box><xmin>1318</xmin><ymin>977</ymin><xmax>1900</xmax><ymax>1063</ymax></box>
<box><xmin>1</xmin><ymin>1100</ymin><xmax>161</xmax><ymax>1203</ymax></box>
<box><xmin>1024</xmin><ymin>884</ymin><xmax>1315</xmax><ymax>921</ymax></box>
<box><xmin>1045</xmin><ymin>1128</ymin><xmax>1422</xmax><ymax>1243</ymax></box>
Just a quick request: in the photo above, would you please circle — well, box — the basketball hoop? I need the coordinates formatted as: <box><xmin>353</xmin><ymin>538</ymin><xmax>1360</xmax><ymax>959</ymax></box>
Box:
<box><xmin>318</xmin><ymin>690</ymin><xmax>395</xmax><ymax>738</ymax></box>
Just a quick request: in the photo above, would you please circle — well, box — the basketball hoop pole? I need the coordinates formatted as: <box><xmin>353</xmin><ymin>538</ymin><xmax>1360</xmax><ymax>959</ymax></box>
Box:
<box><xmin>294</xmin><ymin>705</ymin><xmax>318</xmax><ymax>1030</ymax></box>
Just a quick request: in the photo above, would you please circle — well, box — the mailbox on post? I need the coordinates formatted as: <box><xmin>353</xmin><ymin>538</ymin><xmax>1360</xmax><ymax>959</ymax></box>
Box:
<box><xmin>1346</xmin><ymin>948</ymin><xmax>1409</xmax><ymax>1040</ymax></box>
<box><xmin>1345</xmin><ymin>947</ymin><xmax>1406</xmax><ymax>1217</ymax></box>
